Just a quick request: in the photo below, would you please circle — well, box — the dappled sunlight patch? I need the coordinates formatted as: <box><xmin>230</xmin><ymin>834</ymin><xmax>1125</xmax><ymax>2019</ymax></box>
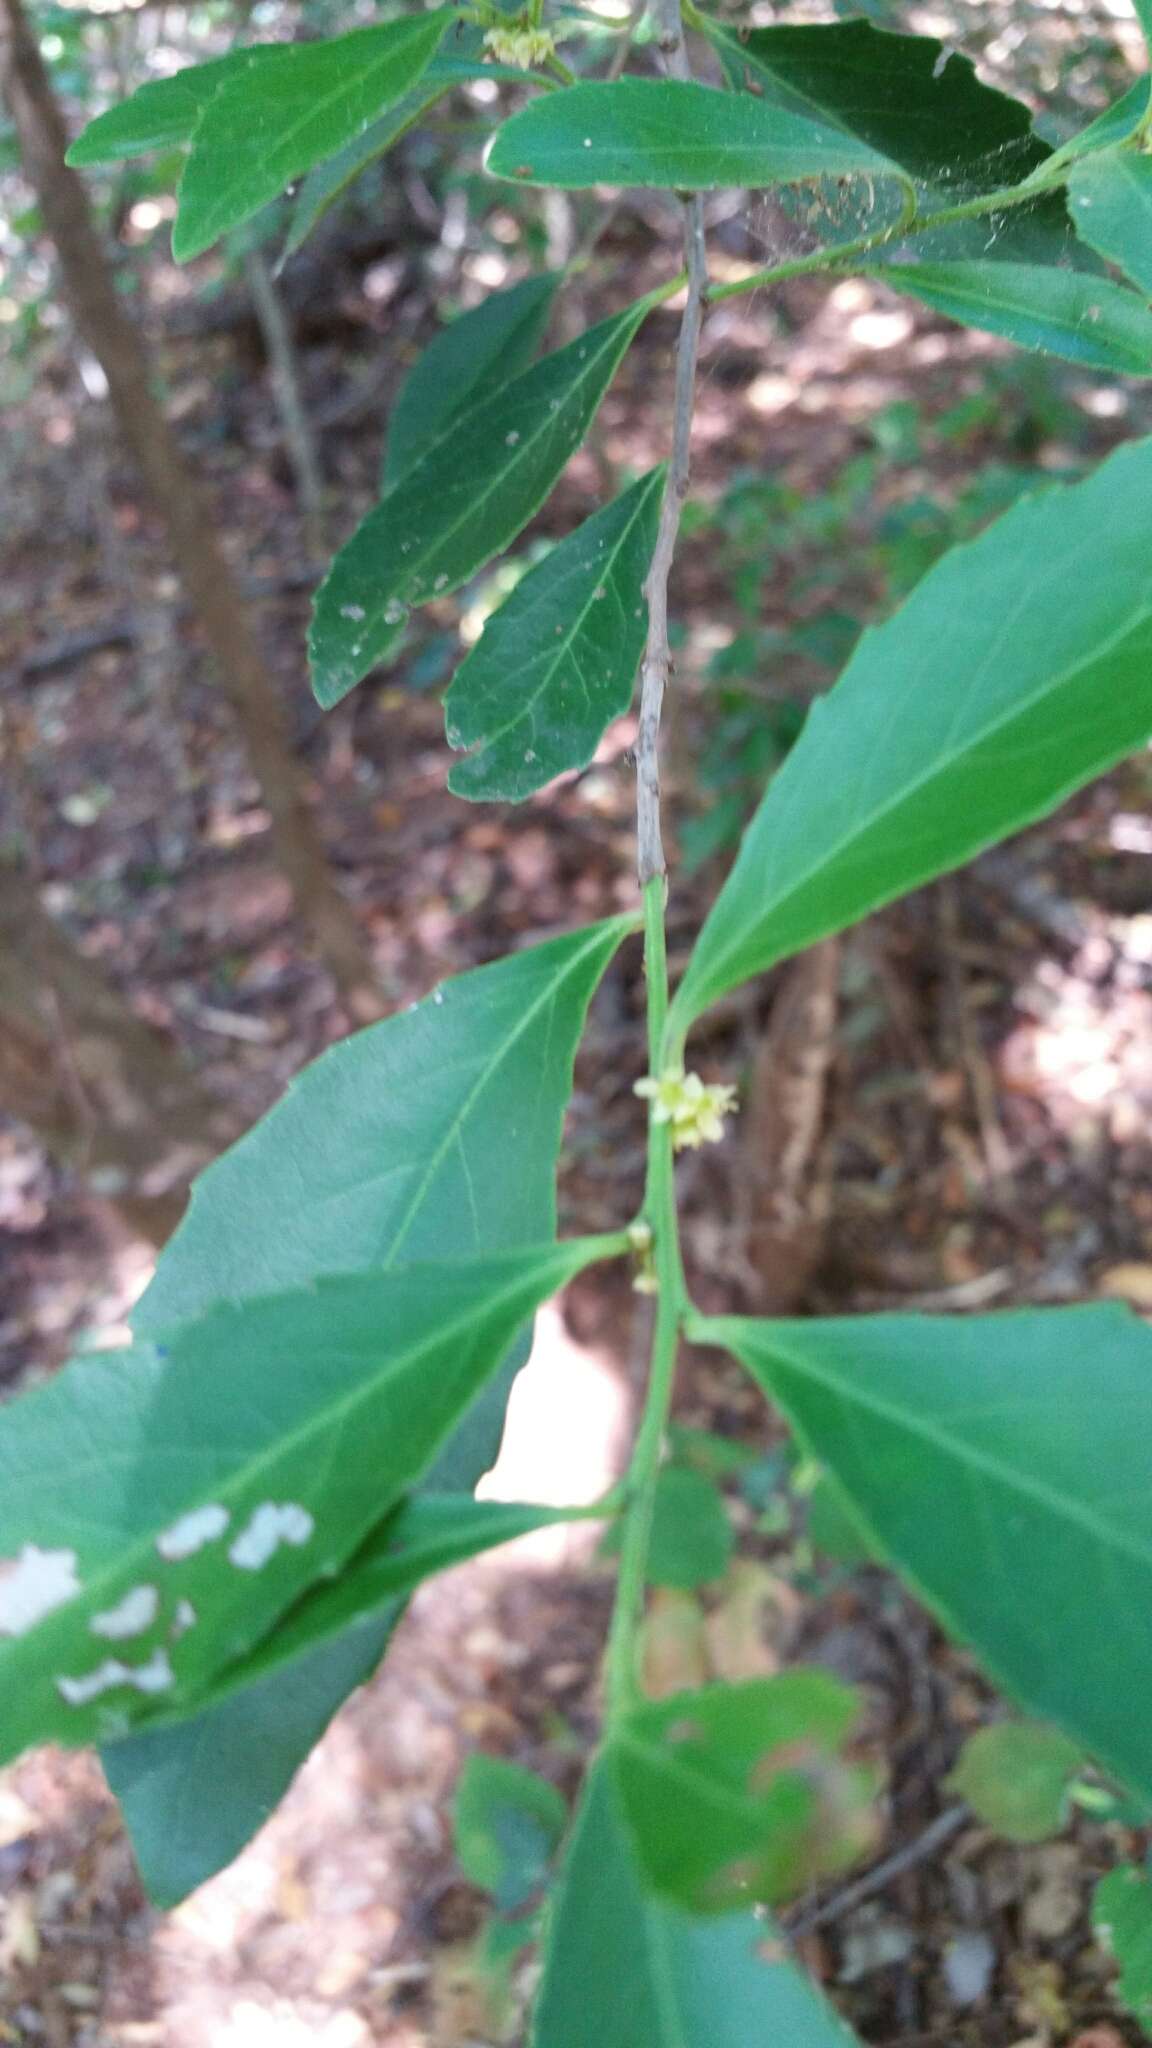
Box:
<box><xmin>478</xmin><ymin>1297</ymin><xmax>632</xmax><ymax>1568</ymax></box>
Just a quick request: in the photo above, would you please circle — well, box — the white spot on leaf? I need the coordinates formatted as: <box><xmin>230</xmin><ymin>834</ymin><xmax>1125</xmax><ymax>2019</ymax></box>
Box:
<box><xmin>339</xmin><ymin>604</ymin><xmax>366</xmax><ymax>621</ymax></box>
<box><xmin>229</xmin><ymin>1503</ymin><xmax>314</xmax><ymax>1571</ymax></box>
<box><xmin>57</xmin><ymin>1648</ymin><xmax>175</xmax><ymax>1707</ymax></box>
<box><xmin>172</xmin><ymin>1599</ymin><xmax>197</xmax><ymax>1639</ymax></box>
<box><xmin>0</xmin><ymin>1546</ymin><xmax>81</xmax><ymax>1637</ymax></box>
<box><xmin>132</xmin><ymin>1648</ymin><xmax>176</xmax><ymax>1694</ymax></box>
<box><xmin>90</xmin><ymin>1585</ymin><xmax>159</xmax><ymax>1641</ymax></box>
<box><xmin>157</xmin><ymin>1504</ymin><xmax>230</xmax><ymax>1562</ymax></box>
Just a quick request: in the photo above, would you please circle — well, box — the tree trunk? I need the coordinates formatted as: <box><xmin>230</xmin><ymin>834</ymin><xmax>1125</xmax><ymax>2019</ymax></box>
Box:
<box><xmin>0</xmin><ymin>0</ymin><xmax>381</xmax><ymax>1023</ymax></box>
<box><xmin>0</xmin><ymin>864</ymin><xmax>237</xmax><ymax>1244</ymax></box>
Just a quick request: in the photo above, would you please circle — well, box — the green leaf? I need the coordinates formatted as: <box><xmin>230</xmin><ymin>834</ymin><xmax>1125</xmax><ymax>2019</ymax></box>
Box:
<box><xmin>602</xmin><ymin>1465</ymin><xmax>733</xmax><ymax>1591</ymax></box>
<box><xmin>282</xmin><ymin>39</ymin><xmax>540</xmax><ymax>265</ymax></box>
<box><xmin>607</xmin><ymin>1674</ymin><xmax>878</xmax><ymax>1914</ymax></box>
<box><xmin>0</xmin><ymin>1238</ymin><xmax>615</xmax><ymax>1768</ymax></box>
<box><xmin>311</xmin><ymin>295</ymin><xmax>659</xmax><ymax>708</ymax></box>
<box><xmin>455</xmin><ymin>1755</ymin><xmax>568</xmax><ymax>1911</ymax></box>
<box><xmin>113</xmin><ymin>917</ymin><xmax>632</xmax><ymax>1901</ymax></box>
<box><xmin>646</xmin><ymin>1467</ymin><xmax>733</xmax><ymax>1590</ymax></box>
<box><xmin>1070</xmin><ymin>148</ymin><xmax>1152</xmax><ymax>301</ymax></box>
<box><xmin>709</xmin><ymin>20</ymin><xmax>1083</xmax><ymax>271</ymax></box>
<box><xmin>66</xmin><ymin>48</ymin><xmax>263</xmax><ymax>165</ymax></box>
<box><xmin>172</xmin><ymin>13</ymin><xmax>452</xmax><ymax>261</ymax></box>
<box><xmin>669</xmin><ymin>435</ymin><xmax>1152</xmax><ymax>1036</ymax></box>
<box><xmin>280</xmin><ymin>86</ymin><xmax>446</xmax><ymax>266</ymax></box>
<box><xmin>948</xmin><ymin>1723</ymin><xmax>1082</xmax><ymax>1843</ymax></box>
<box><xmin>1048</xmin><ymin>79</ymin><xmax>1152</xmax><ymax>174</ymax></box>
<box><xmin>666</xmin><ymin>1424</ymin><xmax>761</xmax><ymax>1483</ymax></box>
<box><xmin>487</xmin><ymin>77</ymin><xmax>905</xmax><ymax>192</ymax></box>
<box><xmin>446</xmin><ymin>468</ymin><xmax>664</xmax><ymax>802</ymax></box>
<box><xmin>149</xmin><ymin>1496</ymin><xmax>585</xmax><ymax>1723</ymax></box>
<box><xmin>531</xmin><ymin>1762</ymin><xmax>863</xmax><ymax>2047</ymax></box>
<box><xmin>710</xmin><ymin>18</ymin><xmax>1049</xmax><ymax>193</ymax></box>
<box><xmin>138</xmin><ymin>915</ymin><xmax>634</xmax><ymax>1331</ymax></box>
<box><xmin>386</xmin><ymin>272</ymin><xmax>561</xmax><ymax>488</ymax></box>
<box><xmin>806</xmin><ymin>1473</ymin><xmax>877</xmax><ymax>1568</ymax></box>
<box><xmin>872</xmin><ymin>259</ymin><xmax>1152</xmax><ymax>374</ymax></box>
<box><xmin>705</xmin><ymin>1303</ymin><xmax>1152</xmax><ymax>1806</ymax></box>
<box><xmin>1094</xmin><ymin>1864</ymin><xmax>1152</xmax><ymax>2031</ymax></box>
<box><xmin>103</xmin><ymin>1615</ymin><xmax>392</xmax><ymax>1909</ymax></box>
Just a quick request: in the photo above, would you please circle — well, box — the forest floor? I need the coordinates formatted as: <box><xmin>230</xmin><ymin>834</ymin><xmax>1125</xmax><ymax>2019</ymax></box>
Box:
<box><xmin>5</xmin><ymin>4</ymin><xmax>1152</xmax><ymax>2039</ymax></box>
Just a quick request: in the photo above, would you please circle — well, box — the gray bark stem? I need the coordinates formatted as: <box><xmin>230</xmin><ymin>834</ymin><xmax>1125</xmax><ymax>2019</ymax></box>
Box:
<box><xmin>635</xmin><ymin>0</ymin><xmax>707</xmax><ymax>888</ymax></box>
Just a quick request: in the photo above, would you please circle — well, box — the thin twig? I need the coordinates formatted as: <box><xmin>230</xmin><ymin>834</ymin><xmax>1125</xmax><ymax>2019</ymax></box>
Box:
<box><xmin>244</xmin><ymin>244</ymin><xmax>329</xmax><ymax>566</ymax></box>
<box><xmin>785</xmin><ymin>1805</ymin><xmax>969</xmax><ymax>1938</ymax></box>
<box><xmin>635</xmin><ymin>0</ymin><xmax>707</xmax><ymax>889</ymax></box>
<box><xmin>937</xmin><ymin>877</ymin><xmax>1015</xmax><ymax>1200</ymax></box>
<box><xmin>606</xmin><ymin>0</ymin><xmax>645</xmax><ymax>80</ymax></box>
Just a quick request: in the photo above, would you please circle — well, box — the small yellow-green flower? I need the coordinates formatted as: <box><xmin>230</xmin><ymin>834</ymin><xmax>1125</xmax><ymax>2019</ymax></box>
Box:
<box><xmin>634</xmin><ymin>1067</ymin><xmax>738</xmax><ymax>1151</ymax></box>
<box><xmin>483</xmin><ymin>23</ymin><xmax>557</xmax><ymax>68</ymax></box>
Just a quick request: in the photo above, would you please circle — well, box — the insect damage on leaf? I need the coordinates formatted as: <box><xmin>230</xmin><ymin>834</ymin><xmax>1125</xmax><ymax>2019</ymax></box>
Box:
<box><xmin>90</xmin><ymin>1586</ymin><xmax>161</xmax><ymax>1641</ymax></box>
<box><xmin>57</xmin><ymin>1649</ymin><xmax>175</xmax><ymax>1708</ymax></box>
<box><xmin>155</xmin><ymin>1504</ymin><xmax>230</xmax><ymax>1562</ymax></box>
<box><xmin>0</xmin><ymin>1547</ymin><xmax>81</xmax><ymax>1637</ymax></box>
<box><xmin>228</xmin><ymin>1503</ymin><xmax>315</xmax><ymax>1571</ymax></box>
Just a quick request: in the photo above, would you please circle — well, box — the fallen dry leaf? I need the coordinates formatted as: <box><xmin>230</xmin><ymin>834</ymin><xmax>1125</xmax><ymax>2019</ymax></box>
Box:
<box><xmin>704</xmin><ymin>1562</ymin><xmax>797</xmax><ymax>1683</ymax></box>
<box><xmin>1098</xmin><ymin>1263</ymin><xmax>1152</xmax><ymax>1309</ymax></box>
<box><xmin>1022</xmin><ymin>1843</ymin><xmax>1083</xmax><ymax>1941</ymax></box>
<box><xmin>1012</xmin><ymin>1956</ymin><xmax>1071</xmax><ymax>2034</ymax></box>
<box><xmin>640</xmin><ymin>1589</ymin><xmax>710</xmax><ymax>1698</ymax></box>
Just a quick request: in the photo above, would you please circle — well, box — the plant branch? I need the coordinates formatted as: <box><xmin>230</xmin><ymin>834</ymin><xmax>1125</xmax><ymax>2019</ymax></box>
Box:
<box><xmin>604</xmin><ymin>878</ymin><xmax>686</xmax><ymax>1720</ymax></box>
<box><xmin>605</xmin><ymin>0</ymin><xmax>645</xmax><ymax>80</ymax></box>
<box><xmin>707</xmin><ymin>163</ymin><xmax>1073</xmax><ymax>306</ymax></box>
<box><xmin>784</xmin><ymin>1805</ymin><xmax>969</xmax><ymax>1938</ymax></box>
<box><xmin>634</xmin><ymin>0</ymin><xmax>707</xmax><ymax>887</ymax></box>
<box><xmin>604</xmin><ymin>0</ymin><xmax>705</xmax><ymax>1723</ymax></box>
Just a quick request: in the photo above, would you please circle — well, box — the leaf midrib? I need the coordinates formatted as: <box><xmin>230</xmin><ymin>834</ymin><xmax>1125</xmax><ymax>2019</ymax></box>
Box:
<box><xmin>890</xmin><ymin>263</ymin><xmax>1150</xmax><ymax>353</ymax></box>
<box><xmin>5</xmin><ymin>1251</ymin><xmax>580</xmax><ymax>1710</ymax></box>
<box><xmin>722</xmin><ymin>1321</ymin><xmax>1152</xmax><ymax>1576</ymax></box>
<box><xmin>684</xmin><ymin>552</ymin><xmax>1152</xmax><ymax>1012</ymax></box>
<box><xmin>614</xmin><ymin>1726</ymin><xmax>770</xmax><ymax>1827</ymax></box>
<box><xmin>386</xmin><ymin>919</ymin><xmax>630</xmax><ymax>1266</ymax></box>
<box><xmin>325</xmin><ymin>310</ymin><xmax>644</xmax><ymax>661</ymax></box>
<box><xmin>139</xmin><ymin>1499</ymin><xmax>569</xmax><ymax>1725</ymax></box>
<box><xmin>202</xmin><ymin>14</ymin><xmax>442</xmax><ymax>181</ymax></box>
<box><xmin>709</xmin><ymin>19</ymin><xmax>905</xmax><ymax>167</ymax></box>
<box><xmin>449</xmin><ymin>477</ymin><xmax>660</xmax><ymax>760</ymax></box>
<box><xmin>643</xmin><ymin>1899</ymin><xmax>691</xmax><ymax>2048</ymax></box>
<box><xmin>387</xmin><ymin>283</ymin><xmax>558</xmax><ymax>485</ymax></box>
<box><xmin>537</xmin><ymin>129</ymin><xmax>886</xmax><ymax>170</ymax></box>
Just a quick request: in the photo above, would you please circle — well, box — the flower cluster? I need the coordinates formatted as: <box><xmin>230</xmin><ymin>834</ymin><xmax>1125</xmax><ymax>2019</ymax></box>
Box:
<box><xmin>634</xmin><ymin>1067</ymin><xmax>738</xmax><ymax>1151</ymax></box>
<box><xmin>483</xmin><ymin>24</ymin><xmax>557</xmax><ymax>69</ymax></box>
